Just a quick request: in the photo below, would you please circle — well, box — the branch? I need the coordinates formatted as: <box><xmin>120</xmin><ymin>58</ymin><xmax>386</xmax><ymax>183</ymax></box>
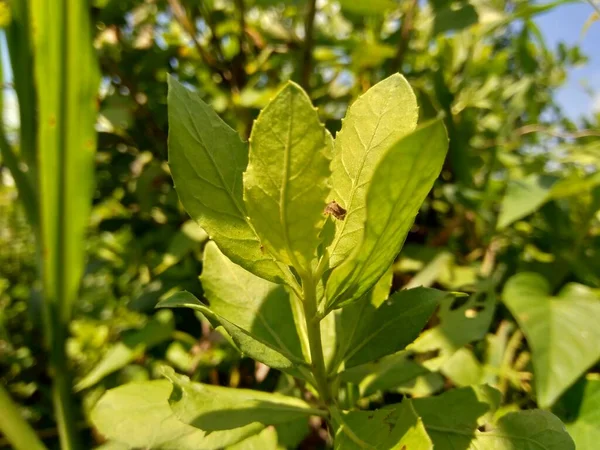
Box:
<box><xmin>301</xmin><ymin>0</ymin><xmax>317</xmax><ymax>92</ymax></box>
<box><xmin>391</xmin><ymin>0</ymin><xmax>418</xmax><ymax>73</ymax></box>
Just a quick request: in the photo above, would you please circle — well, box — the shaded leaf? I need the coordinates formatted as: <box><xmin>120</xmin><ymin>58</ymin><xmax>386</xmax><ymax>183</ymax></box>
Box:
<box><xmin>200</xmin><ymin>241</ymin><xmax>306</xmax><ymax>367</ymax></box>
<box><xmin>244</xmin><ymin>81</ymin><xmax>332</xmax><ymax>272</ymax></box>
<box><xmin>335</xmin><ymin>287</ymin><xmax>444</xmax><ymax>370</ymax></box>
<box><xmin>326</xmin><ymin>120</ymin><xmax>448</xmax><ymax>309</ymax></box>
<box><xmin>433</xmin><ymin>3</ymin><xmax>479</xmax><ymax>35</ymax></box>
<box><xmin>339</xmin><ymin>351</ymin><xmax>431</xmax><ymax>398</ymax></box>
<box><xmin>157</xmin><ymin>291</ymin><xmax>309</xmax><ymax>377</ymax></box>
<box><xmin>413</xmin><ymin>386</ymin><xmax>574</xmax><ymax>449</ymax></box>
<box><xmin>164</xmin><ymin>368</ymin><xmax>323</xmax><ymax>432</ymax></box>
<box><xmin>554</xmin><ymin>377</ymin><xmax>600</xmax><ymax>449</ymax></box>
<box><xmin>91</xmin><ymin>380</ymin><xmax>260</xmax><ymax>449</ymax></box>
<box><xmin>333</xmin><ymin>401</ymin><xmax>432</xmax><ymax>450</ymax></box>
<box><xmin>502</xmin><ymin>273</ymin><xmax>600</xmax><ymax>408</ymax></box>
<box><xmin>409</xmin><ymin>285</ymin><xmax>496</xmax><ymax>370</ymax></box>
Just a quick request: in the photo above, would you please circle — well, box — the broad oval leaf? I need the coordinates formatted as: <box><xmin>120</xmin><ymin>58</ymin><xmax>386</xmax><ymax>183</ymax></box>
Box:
<box><xmin>244</xmin><ymin>81</ymin><xmax>332</xmax><ymax>272</ymax></box>
<box><xmin>327</xmin><ymin>74</ymin><xmax>418</xmax><ymax>269</ymax></box>
<box><xmin>164</xmin><ymin>368</ymin><xmax>323</xmax><ymax>432</ymax></box>
<box><xmin>412</xmin><ymin>386</ymin><xmax>574</xmax><ymax>450</ymax></box>
<box><xmin>554</xmin><ymin>377</ymin><xmax>600</xmax><ymax>449</ymax></box>
<box><xmin>91</xmin><ymin>380</ymin><xmax>261</xmax><ymax>449</ymax></box>
<box><xmin>502</xmin><ymin>272</ymin><xmax>600</xmax><ymax>408</ymax></box>
<box><xmin>167</xmin><ymin>76</ymin><xmax>287</xmax><ymax>284</ymax></box>
<box><xmin>326</xmin><ymin>120</ymin><xmax>449</xmax><ymax>309</ymax></box>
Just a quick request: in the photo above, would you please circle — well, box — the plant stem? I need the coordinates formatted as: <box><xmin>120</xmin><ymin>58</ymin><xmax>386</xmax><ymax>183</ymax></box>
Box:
<box><xmin>300</xmin><ymin>0</ymin><xmax>317</xmax><ymax>92</ymax></box>
<box><xmin>302</xmin><ymin>274</ymin><xmax>331</xmax><ymax>404</ymax></box>
<box><xmin>0</xmin><ymin>385</ymin><xmax>47</xmax><ymax>450</ymax></box>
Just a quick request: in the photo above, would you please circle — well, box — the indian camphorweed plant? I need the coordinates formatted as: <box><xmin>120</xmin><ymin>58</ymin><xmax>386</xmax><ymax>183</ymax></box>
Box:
<box><xmin>90</xmin><ymin>74</ymin><xmax>575</xmax><ymax>449</ymax></box>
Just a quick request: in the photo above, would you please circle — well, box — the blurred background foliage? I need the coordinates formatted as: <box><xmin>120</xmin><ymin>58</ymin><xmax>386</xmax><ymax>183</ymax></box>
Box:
<box><xmin>1</xmin><ymin>0</ymin><xmax>600</xmax><ymax>448</ymax></box>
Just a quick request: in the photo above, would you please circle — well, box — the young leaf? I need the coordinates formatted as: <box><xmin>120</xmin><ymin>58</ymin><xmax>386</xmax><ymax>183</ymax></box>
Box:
<box><xmin>327</xmin><ymin>74</ymin><xmax>418</xmax><ymax>269</ymax></box>
<box><xmin>325</xmin><ymin>120</ymin><xmax>448</xmax><ymax>309</ymax></box>
<box><xmin>244</xmin><ymin>81</ymin><xmax>332</xmax><ymax>272</ymax></box>
<box><xmin>332</xmin><ymin>400</ymin><xmax>432</xmax><ymax>450</ymax></box>
<box><xmin>502</xmin><ymin>273</ymin><xmax>600</xmax><ymax>408</ymax></box>
<box><xmin>91</xmin><ymin>380</ymin><xmax>262</xmax><ymax>450</ymax></box>
<box><xmin>167</xmin><ymin>76</ymin><xmax>287</xmax><ymax>284</ymax></box>
<box><xmin>164</xmin><ymin>368</ymin><xmax>324</xmax><ymax>432</ymax></box>
<box><xmin>157</xmin><ymin>291</ymin><xmax>310</xmax><ymax>378</ymax></box>
<box><xmin>409</xmin><ymin>285</ymin><xmax>496</xmax><ymax>370</ymax></box>
<box><xmin>334</xmin><ymin>287</ymin><xmax>444</xmax><ymax>371</ymax></box>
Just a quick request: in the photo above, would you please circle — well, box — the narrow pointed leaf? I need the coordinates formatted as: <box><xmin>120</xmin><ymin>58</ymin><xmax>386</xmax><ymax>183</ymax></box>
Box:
<box><xmin>91</xmin><ymin>380</ymin><xmax>261</xmax><ymax>450</ymax></box>
<box><xmin>336</xmin><ymin>287</ymin><xmax>444</xmax><ymax>370</ymax></box>
<box><xmin>409</xmin><ymin>285</ymin><xmax>496</xmax><ymax>370</ymax></box>
<box><xmin>244</xmin><ymin>82</ymin><xmax>332</xmax><ymax>271</ymax></box>
<box><xmin>327</xmin><ymin>74</ymin><xmax>418</xmax><ymax>268</ymax></box>
<box><xmin>164</xmin><ymin>369</ymin><xmax>323</xmax><ymax>432</ymax></box>
<box><xmin>326</xmin><ymin>120</ymin><xmax>448</xmax><ymax>309</ymax></box>
<box><xmin>157</xmin><ymin>291</ymin><xmax>308</xmax><ymax>375</ymax></box>
<box><xmin>502</xmin><ymin>272</ymin><xmax>600</xmax><ymax>408</ymax></box>
<box><xmin>168</xmin><ymin>76</ymin><xmax>286</xmax><ymax>283</ymax></box>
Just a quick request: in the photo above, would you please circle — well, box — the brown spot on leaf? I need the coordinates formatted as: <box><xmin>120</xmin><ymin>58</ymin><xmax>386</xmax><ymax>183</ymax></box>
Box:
<box><xmin>324</xmin><ymin>200</ymin><xmax>346</xmax><ymax>220</ymax></box>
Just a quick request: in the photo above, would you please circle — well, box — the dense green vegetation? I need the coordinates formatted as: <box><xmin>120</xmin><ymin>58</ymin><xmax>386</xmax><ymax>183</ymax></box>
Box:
<box><xmin>1</xmin><ymin>0</ymin><xmax>600</xmax><ymax>448</ymax></box>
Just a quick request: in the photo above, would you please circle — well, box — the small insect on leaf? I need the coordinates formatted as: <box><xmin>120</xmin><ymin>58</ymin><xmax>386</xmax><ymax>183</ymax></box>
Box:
<box><xmin>324</xmin><ymin>200</ymin><xmax>347</xmax><ymax>221</ymax></box>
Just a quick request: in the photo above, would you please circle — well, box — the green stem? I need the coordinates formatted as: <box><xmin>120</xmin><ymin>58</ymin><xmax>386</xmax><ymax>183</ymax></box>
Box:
<box><xmin>302</xmin><ymin>275</ymin><xmax>331</xmax><ymax>404</ymax></box>
<box><xmin>0</xmin><ymin>385</ymin><xmax>47</xmax><ymax>450</ymax></box>
<box><xmin>47</xmin><ymin>310</ymin><xmax>80</xmax><ymax>450</ymax></box>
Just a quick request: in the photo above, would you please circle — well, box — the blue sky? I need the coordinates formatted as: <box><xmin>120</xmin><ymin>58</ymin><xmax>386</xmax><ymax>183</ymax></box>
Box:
<box><xmin>535</xmin><ymin>1</ymin><xmax>600</xmax><ymax>120</ymax></box>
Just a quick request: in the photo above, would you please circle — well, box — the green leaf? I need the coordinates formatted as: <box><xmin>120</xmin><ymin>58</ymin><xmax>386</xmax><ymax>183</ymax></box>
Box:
<box><xmin>339</xmin><ymin>0</ymin><xmax>396</xmax><ymax>16</ymax></box>
<box><xmin>167</xmin><ymin>76</ymin><xmax>288</xmax><ymax>284</ymax></box>
<box><xmin>91</xmin><ymin>380</ymin><xmax>261</xmax><ymax>449</ymax></box>
<box><xmin>335</xmin><ymin>287</ymin><xmax>444</xmax><ymax>370</ymax></box>
<box><xmin>244</xmin><ymin>81</ymin><xmax>332</xmax><ymax>272</ymax></box>
<box><xmin>554</xmin><ymin>377</ymin><xmax>600</xmax><ymax>449</ymax></box>
<box><xmin>327</xmin><ymin>74</ymin><xmax>418</xmax><ymax>269</ymax></box>
<box><xmin>433</xmin><ymin>3</ymin><xmax>479</xmax><ymax>35</ymax></box>
<box><xmin>412</xmin><ymin>386</ymin><xmax>574</xmax><ymax>449</ymax></box>
<box><xmin>409</xmin><ymin>286</ymin><xmax>495</xmax><ymax>370</ymax></box>
<box><xmin>157</xmin><ymin>290</ymin><xmax>309</xmax><ymax>377</ymax></box>
<box><xmin>339</xmin><ymin>351</ymin><xmax>431</xmax><ymax>398</ymax></box>
<box><xmin>333</xmin><ymin>400</ymin><xmax>432</xmax><ymax>450</ymax></box>
<box><xmin>226</xmin><ymin>427</ymin><xmax>279</xmax><ymax>450</ymax></box>
<box><xmin>164</xmin><ymin>368</ymin><xmax>323</xmax><ymax>432</ymax></box>
<box><xmin>326</xmin><ymin>120</ymin><xmax>448</xmax><ymax>310</ymax></box>
<box><xmin>75</xmin><ymin>310</ymin><xmax>175</xmax><ymax>391</ymax></box>
<box><xmin>502</xmin><ymin>272</ymin><xmax>600</xmax><ymax>408</ymax></box>
<box><xmin>201</xmin><ymin>241</ymin><xmax>305</xmax><ymax>363</ymax></box>
<box><xmin>497</xmin><ymin>174</ymin><xmax>556</xmax><ymax>229</ymax></box>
